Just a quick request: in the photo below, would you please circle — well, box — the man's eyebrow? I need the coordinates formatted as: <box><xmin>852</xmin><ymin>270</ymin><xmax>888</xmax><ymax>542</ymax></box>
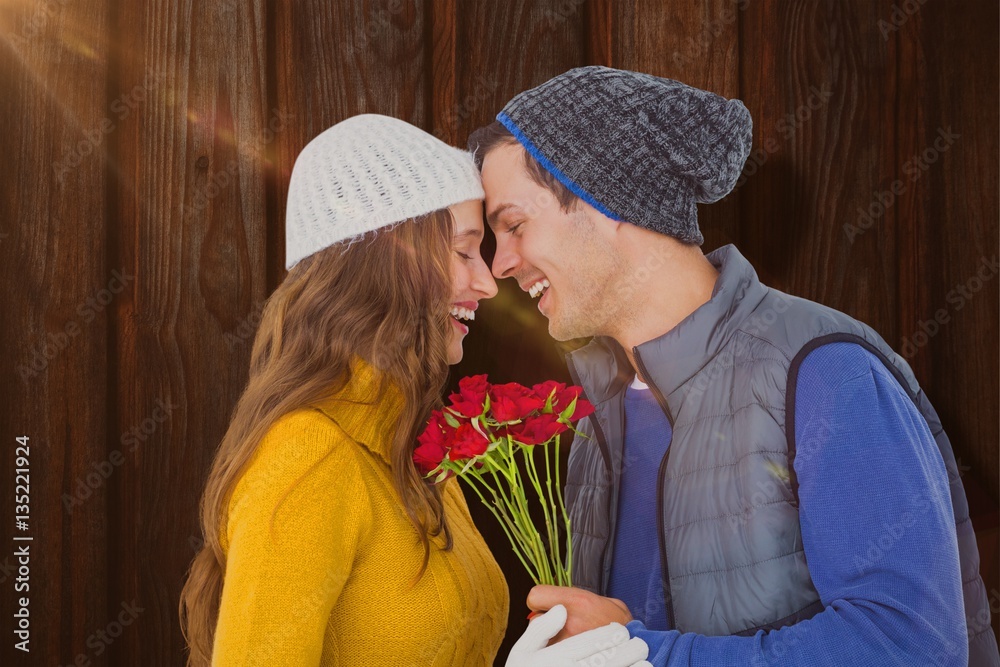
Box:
<box><xmin>453</xmin><ymin>228</ymin><xmax>482</xmax><ymax>241</ymax></box>
<box><xmin>486</xmin><ymin>203</ymin><xmax>522</xmax><ymax>227</ymax></box>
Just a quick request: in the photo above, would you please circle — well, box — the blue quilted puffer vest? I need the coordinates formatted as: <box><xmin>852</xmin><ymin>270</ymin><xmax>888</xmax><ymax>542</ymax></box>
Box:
<box><xmin>565</xmin><ymin>244</ymin><xmax>998</xmax><ymax>664</ymax></box>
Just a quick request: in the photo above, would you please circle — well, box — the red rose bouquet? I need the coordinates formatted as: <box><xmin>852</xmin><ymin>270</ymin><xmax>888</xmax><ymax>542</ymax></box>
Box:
<box><xmin>413</xmin><ymin>375</ymin><xmax>594</xmax><ymax>586</ymax></box>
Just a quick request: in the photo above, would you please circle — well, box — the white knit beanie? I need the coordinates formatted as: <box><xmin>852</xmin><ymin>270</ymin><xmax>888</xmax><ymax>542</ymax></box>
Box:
<box><xmin>284</xmin><ymin>114</ymin><xmax>485</xmax><ymax>269</ymax></box>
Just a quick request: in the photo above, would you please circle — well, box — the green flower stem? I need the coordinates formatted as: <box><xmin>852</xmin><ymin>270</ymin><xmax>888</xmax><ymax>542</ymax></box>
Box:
<box><xmin>483</xmin><ymin>448</ymin><xmax>517</xmax><ymax>512</ymax></box>
<box><xmin>555</xmin><ymin>434</ymin><xmax>572</xmax><ymax>585</ymax></box>
<box><xmin>521</xmin><ymin>445</ymin><xmax>558</xmax><ymax>584</ymax></box>
<box><xmin>543</xmin><ymin>437</ymin><xmax>566</xmax><ymax>586</ymax></box>
<box><xmin>470</xmin><ymin>462</ymin><xmax>536</xmax><ymax>561</ymax></box>
<box><xmin>488</xmin><ymin>483</ymin><xmax>539</xmax><ymax>569</ymax></box>
<box><xmin>438</xmin><ymin>422</ymin><xmax>575</xmax><ymax>587</ymax></box>
<box><xmin>467</xmin><ymin>467</ymin><xmax>541</xmax><ymax>574</ymax></box>
<box><xmin>465</xmin><ymin>469</ymin><xmax>519</xmax><ymax>541</ymax></box>
<box><xmin>463</xmin><ymin>468</ymin><xmax>540</xmax><ymax>582</ymax></box>
<box><xmin>503</xmin><ymin>441</ymin><xmax>551</xmax><ymax>584</ymax></box>
<box><xmin>532</xmin><ymin>442</ymin><xmax>564</xmax><ymax>586</ymax></box>
<box><xmin>543</xmin><ymin>437</ymin><xmax>565</xmax><ymax>586</ymax></box>
<box><xmin>517</xmin><ymin>451</ymin><xmax>554</xmax><ymax>585</ymax></box>
<box><xmin>482</xmin><ymin>445</ymin><xmax>549</xmax><ymax>584</ymax></box>
<box><xmin>484</xmin><ymin>453</ymin><xmax>538</xmax><ymax>561</ymax></box>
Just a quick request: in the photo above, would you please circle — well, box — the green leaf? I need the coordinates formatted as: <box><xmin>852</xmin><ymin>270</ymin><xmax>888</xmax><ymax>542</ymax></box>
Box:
<box><xmin>543</xmin><ymin>388</ymin><xmax>556</xmax><ymax>414</ymax></box>
<box><xmin>558</xmin><ymin>396</ymin><xmax>578</xmax><ymax>422</ymax></box>
<box><xmin>443</xmin><ymin>411</ymin><xmax>460</xmax><ymax>428</ymax></box>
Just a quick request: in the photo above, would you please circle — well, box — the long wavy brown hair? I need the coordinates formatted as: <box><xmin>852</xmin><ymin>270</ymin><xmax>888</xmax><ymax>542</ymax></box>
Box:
<box><xmin>178</xmin><ymin>209</ymin><xmax>456</xmax><ymax>666</ymax></box>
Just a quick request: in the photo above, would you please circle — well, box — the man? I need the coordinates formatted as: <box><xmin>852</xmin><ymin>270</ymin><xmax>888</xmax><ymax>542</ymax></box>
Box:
<box><xmin>470</xmin><ymin>66</ymin><xmax>999</xmax><ymax>666</ymax></box>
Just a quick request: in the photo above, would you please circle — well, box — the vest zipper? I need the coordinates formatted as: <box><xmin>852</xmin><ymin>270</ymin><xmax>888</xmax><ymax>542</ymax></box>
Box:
<box><xmin>601</xmin><ymin>390</ymin><xmax>627</xmax><ymax>595</ymax></box>
<box><xmin>565</xmin><ymin>353</ymin><xmax>617</xmax><ymax>593</ymax></box>
<box><xmin>565</xmin><ymin>355</ymin><xmax>613</xmax><ymax>476</ymax></box>
<box><xmin>633</xmin><ymin>346</ymin><xmax>677</xmax><ymax>631</ymax></box>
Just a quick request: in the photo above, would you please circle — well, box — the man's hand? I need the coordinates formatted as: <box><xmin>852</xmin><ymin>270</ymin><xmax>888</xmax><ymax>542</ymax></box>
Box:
<box><xmin>506</xmin><ymin>604</ymin><xmax>650</xmax><ymax>667</ymax></box>
<box><xmin>527</xmin><ymin>585</ymin><xmax>633</xmax><ymax>643</ymax></box>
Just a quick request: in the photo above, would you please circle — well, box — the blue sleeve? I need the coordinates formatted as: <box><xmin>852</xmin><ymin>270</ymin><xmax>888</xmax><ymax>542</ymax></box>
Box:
<box><xmin>626</xmin><ymin>343</ymin><xmax>968</xmax><ymax>666</ymax></box>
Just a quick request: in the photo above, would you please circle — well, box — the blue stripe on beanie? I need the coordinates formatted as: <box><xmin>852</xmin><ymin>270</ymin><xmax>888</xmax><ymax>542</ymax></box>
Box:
<box><xmin>494</xmin><ymin>67</ymin><xmax>754</xmax><ymax>245</ymax></box>
<box><xmin>496</xmin><ymin>111</ymin><xmax>622</xmax><ymax>221</ymax></box>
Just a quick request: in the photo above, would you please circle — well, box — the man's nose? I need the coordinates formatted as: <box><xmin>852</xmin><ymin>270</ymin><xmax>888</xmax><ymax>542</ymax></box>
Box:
<box><xmin>491</xmin><ymin>236</ymin><xmax>519</xmax><ymax>280</ymax></box>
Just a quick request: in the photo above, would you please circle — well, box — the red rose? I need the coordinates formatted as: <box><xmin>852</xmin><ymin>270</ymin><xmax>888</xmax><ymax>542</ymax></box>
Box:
<box><xmin>505</xmin><ymin>413</ymin><xmax>568</xmax><ymax>445</ymax></box>
<box><xmin>562</xmin><ymin>394</ymin><xmax>595</xmax><ymax>422</ymax></box>
<box><xmin>531</xmin><ymin>382</ymin><xmax>594</xmax><ymax>422</ymax></box>
<box><xmin>448</xmin><ymin>422</ymin><xmax>490</xmax><ymax>461</ymax></box>
<box><xmin>552</xmin><ymin>385</ymin><xmax>595</xmax><ymax>422</ymax></box>
<box><xmin>554</xmin><ymin>385</ymin><xmax>581</xmax><ymax>407</ymax></box>
<box><xmin>459</xmin><ymin>374</ymin><xmax>490</xmax><ymax>399</ymax></box>
<box><xmin>489</xmin><ymin>382</ymin><xmax>545</xmax><ymax>423</ymax></box>
<box><xmin>531</xmin><ymin>380</ymin><xmax>566</xmax><ymax>413</ymax></box>
<box><xmin>448</xmin><ymin>374</ymin><xmax>490</xmax><ymax>418</ymax></box>
<box><xmin>413</xmin><ymin>410</ymin><xmax>454</xmax><ymax>474</ymax></box>
<box><xmin>423</xmin><ymin>410</ymin><xmax>456</xmax><ymax>444</ymax></box>
<box><xmin>413</xmin><ymin>439</ymin><xmax>448</xmax><ymax>474</ymax></box>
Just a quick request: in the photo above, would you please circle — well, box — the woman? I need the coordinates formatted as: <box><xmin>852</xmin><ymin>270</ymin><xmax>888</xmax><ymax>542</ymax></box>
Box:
<box><xmin>178</xmin><ymin>114</ymin><xmax>507</xmax><ymax>665</ymax></box>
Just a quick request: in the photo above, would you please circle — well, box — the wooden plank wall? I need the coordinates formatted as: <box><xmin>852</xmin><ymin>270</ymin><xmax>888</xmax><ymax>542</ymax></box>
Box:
<box><xmin>1</xmin><ymin>0</ymin><xmax>113</xmax><ymax>664</ymax></box>
<box><xmin>0</xmin><ymin>0</ymin><xmax>996</xmax><ymax>664</ymax></box>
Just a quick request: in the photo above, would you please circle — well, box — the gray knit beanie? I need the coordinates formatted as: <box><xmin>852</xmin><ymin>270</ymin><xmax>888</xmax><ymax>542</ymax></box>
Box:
<box><xmin>493</xmin><ymin>66</ymin><xmax>753</xmax><ymax>245</ymax></box>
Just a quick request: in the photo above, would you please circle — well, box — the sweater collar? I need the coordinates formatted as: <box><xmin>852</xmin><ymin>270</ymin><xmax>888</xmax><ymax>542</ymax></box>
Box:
<box><xmin>309</xmin><ymin>357</ymin><xmax>405</xmax><ymax>466</ymax></box>
<box><xmin>567</xmin><ymin>244</ymin><xmax>769</xmax><ymax>403</ymax></box>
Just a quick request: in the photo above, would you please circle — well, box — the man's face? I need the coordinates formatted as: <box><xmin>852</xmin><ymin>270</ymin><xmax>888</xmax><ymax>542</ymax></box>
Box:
<box><xmin>481</xmin><ymin>143</ymin><xmax>627</xmax><ymax>341</ymax></box>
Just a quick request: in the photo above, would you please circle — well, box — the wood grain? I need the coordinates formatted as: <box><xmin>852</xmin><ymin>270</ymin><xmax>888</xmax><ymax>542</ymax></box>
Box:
<box><xmin>448</xmin><ymin>2</ymin><xmax>589</xmax><ymax>660</ymax></box>
<box><xmin>613</xmin><ymin>0</ymin><xmax>742</xmax><ymax>257</ymax></box>
<box><xmin>1</xmin><ymin>1</ymin><xmax>996</xmax><ymax>663</ymax></box>
<box><xmin>902</xmin><ymin>0</ymin><xmax>999</xmax><ymax>638</ymax></box>
<box><xmin>430</xmin><ymin>0</ymin><xmax>459</xmax><ymax>143</ymax></box>
<box><xmin>270</xmin><ymin>0</ymin><xmax>429</xmax><ymax>287</ymax></box>
<box><xmin>914</xmin><ymin>0</ymin><xmax>999</xmax><ymax>502</ymax></box>
<box><xmin>740</xmin><ymin>0</ymin><xmax>898</xmax><ymax>335</ymax></box>
<box><xmin>107</xmin><ymin>0</ymin><xmax>270</xmax><ymax>662</ymax></box>
<box><xmin>0</xmin><ymin>0</ymin><xmax>111</xmax><ymax>663</ymax></box>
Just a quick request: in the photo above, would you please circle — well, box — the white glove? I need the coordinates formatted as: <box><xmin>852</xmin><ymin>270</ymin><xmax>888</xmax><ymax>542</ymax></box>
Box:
<box><xmin>505</xmin><ymin>604</ymin><xmax>651</xmax><ymax>667</ymax></box>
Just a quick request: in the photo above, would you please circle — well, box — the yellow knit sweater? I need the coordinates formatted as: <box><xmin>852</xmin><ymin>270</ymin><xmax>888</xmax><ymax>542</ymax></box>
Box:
<box><xmin>212</xmin><ymin>361</ymin><xmax>509</xmax><ymax>665</ymax></box>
